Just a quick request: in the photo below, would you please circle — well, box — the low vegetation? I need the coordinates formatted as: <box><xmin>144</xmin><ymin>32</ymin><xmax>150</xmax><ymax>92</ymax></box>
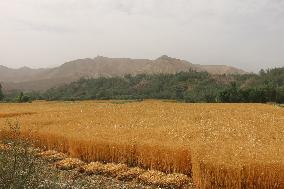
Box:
<box><xmin>0</xmin><ymin>121</ymin><xmax>61</xmax><ymax>188</ymax></box>
<box><xmin>0</xmin><ymin>122</ymin><xmax>37</xmax><ymax>188</ymax></box>
<box><xmin>0</xmin><ymin>84</ymin><xmax>4</xmax><ymax>101</ymax></box>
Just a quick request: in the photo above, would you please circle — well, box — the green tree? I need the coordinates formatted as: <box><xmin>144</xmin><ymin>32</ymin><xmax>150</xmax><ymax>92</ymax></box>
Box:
<box><xmin>16</xmin><ymin>92</ymin><xmax>24</xmax><ymax>102</ymax></box>
<box><xmin>276</xmin><ymin>87</ymin><xmax>284</xmax><ymax>103</ymax></box>
<box><xmin>259</xmin><ymin>69</ymin><xmax>265</xmax><ymax>76</ymax></box>
<box><xmin>219</xmin><ymin>82</ymin><xmax>242</xmax><ymax>103</ymax></box>
<box><xmin>16</xmin><ymin>92</ymin><xmax>31</xmax><ymax>103</ymax></box>
<box><xmin>0</xmin><ymin>83</ymin><xmax>4</xmax><ymax>101</ymax></box>
<box><xmin>40</xmin><ymin>67</ymin><xmax>284</xmax><ymax>103</ymax></box>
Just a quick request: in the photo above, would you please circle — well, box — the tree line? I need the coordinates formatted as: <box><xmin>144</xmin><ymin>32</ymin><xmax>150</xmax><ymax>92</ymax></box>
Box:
<box><xmin>0</xmin><ymin>86</ymin><xmax>31</xmax><ymax>103</ymax></box>
<box><xmin>1</xmin><ymin>67</ymin><xmax>283</xmax><ymax>103</ymax></box>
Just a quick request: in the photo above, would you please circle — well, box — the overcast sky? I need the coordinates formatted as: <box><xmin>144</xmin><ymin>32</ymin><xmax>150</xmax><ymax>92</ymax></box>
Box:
<box><xmin>0</xmin><ymin>0</ymin><xmax>284</xmax><ymax>72</ymax></box>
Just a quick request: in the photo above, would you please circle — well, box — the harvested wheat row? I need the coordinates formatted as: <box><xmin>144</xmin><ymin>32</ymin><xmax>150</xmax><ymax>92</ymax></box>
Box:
<box><xmin>138</xmin><ymin>170</ymin><xmax>167</xmax><ymax>185</ymax></box>
<box><xmin>0</xmin><ymin>143</ymin><xmax>10</xmax><ymax>151</ymax></box>
<box><xmin>55</xmin><ymin>158</ymin><xmax>85</xmax><ymax>170</ymax></box>
<box><xmin>46</xmin><ymin>149</ymin><xmax>192</xmax><ymax>188</ymax></box>
<box><xmin>100</xmin><ymin>163</ymin><xmax>129</xmax><ymax>177</ymax></box>
<box><xmin>37</xmin><ymin>150</ymin><xmax>58</xmax><ymax>157</ymax></box>
<box><xmin>81</xmin><ymin>162</ymin><xmax>191</xmax><ymax>188</ymax></box>
<box><xmin>37</xmin><ymin>150</ymin><xmax>68</xmax><ymax>162</ymax></box>
<box><xmin>27</xmin><ymin>147</ymin><xmax>41</xmax><ymax>154</ymax></box>
<box><xmin>117</xmin><ymin>167</ymin><xmax>146</xmax><ymax>181</ymax></box>
<box><xmin>160</xmin><ymin>173</ymin><xmax>191</xmax><ymax>188</ymax></box>
<box><xmin>138</xmin><ymin>170</ymin><xmax>191</xmax><ymax>188</ymax></box>
<box><xmin>80</xmin><ymin>162</ymin><xmax>130</xmax><ymax>177</ymax></box>
<box><xmin>80</xmin><ymin>161</ymin><xmax>105</xmax><ymax>175</ymax></box>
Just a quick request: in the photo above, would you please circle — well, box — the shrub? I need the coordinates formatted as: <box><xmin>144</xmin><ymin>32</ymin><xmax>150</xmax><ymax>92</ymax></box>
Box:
<box><xmin>16</xmin><ymin>92</ymin><xmax>31</xmax><ymax>103</ymax></box>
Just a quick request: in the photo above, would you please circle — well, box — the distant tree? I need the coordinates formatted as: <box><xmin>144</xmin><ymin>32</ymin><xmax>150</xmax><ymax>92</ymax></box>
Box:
<box><xmin>259</xmin><ymin>69</ymin><xmax>265</xmax><ymax>76</ymax></box>
<box><xmin>175</xmin><ymin>84</ymin><xmax>186</xmax><ymax>100</ymax></box>
<box><xmin>16</xmin><ymin>92</ymin><xmax>24</xmax><ymax>102</ymax></box>
<box><xmin>39</xmin><ymin>67</ymin><xmax>284</xmax><ymax>103</ymax></box>
<box><xmin>219</xmin><ymin>82</ymin><xmax>242</xmax><ymax>103</ymax></box>
<box><xmin>0</xmin><ymin>83</ymin><xmax>4</xmax><ymax>101</ymax></box>
<box><xmin>276</xmin><ymin>87</ymin><xmax>284</xmax><ymax>103</ymax></box>
<box><xmin>16</xmin><ymin>92</ymin><xmax>31</xmax><ymax>103</ymax></box>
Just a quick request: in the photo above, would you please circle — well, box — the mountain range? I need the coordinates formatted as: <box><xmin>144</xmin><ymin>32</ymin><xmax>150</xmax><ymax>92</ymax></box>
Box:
<box><xmin>0</xmin><ymin>55</ymin><xmax>246</xmax><ymax>92</ymax></box>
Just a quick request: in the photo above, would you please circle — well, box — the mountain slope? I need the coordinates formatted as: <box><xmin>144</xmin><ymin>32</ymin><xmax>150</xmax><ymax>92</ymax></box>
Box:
<box><xmin>0</xmin><ymin>55</ymin><xmax>246</xmax><ymax>92</ymax></box>
<box><xmin>0</xmin><ymin>65</ymin><xmax>49</xmax><ymax>83</ymax></box>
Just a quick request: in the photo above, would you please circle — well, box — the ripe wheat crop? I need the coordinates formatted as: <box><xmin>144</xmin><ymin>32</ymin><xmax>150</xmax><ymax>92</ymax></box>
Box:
<box><xmin>0</xmin><ymin>100</ymin><xmax>283</xmax><ymax>188</ymax></box>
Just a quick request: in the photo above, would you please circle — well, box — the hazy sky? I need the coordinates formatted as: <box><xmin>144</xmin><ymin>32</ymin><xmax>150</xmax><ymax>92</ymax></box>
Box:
<box><xmin>1</xmin><ymin>0</ymin><xmax>284</xmax><ymax>72</ymax></box>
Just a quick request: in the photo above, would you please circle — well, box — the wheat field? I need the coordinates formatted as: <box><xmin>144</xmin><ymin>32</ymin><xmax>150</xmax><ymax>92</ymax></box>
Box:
<box><xmin>0</xmin><ymin>100</ymin><xmax>283</xmax><ymax>188</ymax></box>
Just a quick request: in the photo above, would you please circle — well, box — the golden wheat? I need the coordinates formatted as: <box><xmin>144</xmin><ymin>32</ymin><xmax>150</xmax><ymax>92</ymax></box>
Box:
<box><xmin>0</xmin><ymin>100</ymin><xmax>283</xmax><ymax>188</ymax></box>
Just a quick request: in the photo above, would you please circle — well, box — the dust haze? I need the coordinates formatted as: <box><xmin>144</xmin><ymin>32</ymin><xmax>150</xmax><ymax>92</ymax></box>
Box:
<box><xmin>1</xmin><ymin>0</ymin><xmax>284</xmax><ymax>72</ymax></box>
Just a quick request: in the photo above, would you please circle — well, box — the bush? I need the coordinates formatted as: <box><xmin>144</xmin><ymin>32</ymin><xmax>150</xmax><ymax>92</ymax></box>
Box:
<box><xmin>0</xmin><ymin>121</ymin><xmax>63</xmax><ymax>188</ymax></box>
<box><xmin>0</xmin><ymin>84</ymin><xmax>4</xmax><ymax>101</ymax></box>
<box><xmin>0</xmin><ymin>121</ymin><xmax>41</xmax><ymax>188</ymax></box>
<box><xmin>16</xmin><ymin>92</ymin><xmax>31</xmax><ymax>103</ymax></box>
